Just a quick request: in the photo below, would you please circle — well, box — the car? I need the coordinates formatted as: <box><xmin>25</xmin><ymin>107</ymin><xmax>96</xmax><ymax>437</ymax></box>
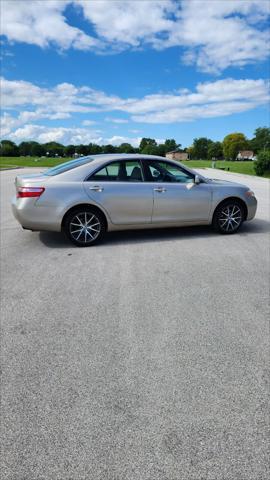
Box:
<box><xmin>12</xmin><ymin>154</ymin><xmax>257</xmax><ymax>247</ymax></box>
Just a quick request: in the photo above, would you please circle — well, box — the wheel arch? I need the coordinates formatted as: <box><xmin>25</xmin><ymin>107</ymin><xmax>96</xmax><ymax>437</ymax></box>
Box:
<box><xmin>212</xmin><ymin>197</ymin><xmax>248</xmax><ymax>223</ymax></box>
<box><xmin>61</xmin><ymin>203</ymin><xmax>108</xmax><ymax>231</ymax></box>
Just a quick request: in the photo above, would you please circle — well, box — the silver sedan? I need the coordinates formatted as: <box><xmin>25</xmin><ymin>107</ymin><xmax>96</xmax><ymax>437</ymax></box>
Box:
<box><xmin>12</xmin><ymin>154</ymin><xmax>257</xmax><ymax>246</ymax></box>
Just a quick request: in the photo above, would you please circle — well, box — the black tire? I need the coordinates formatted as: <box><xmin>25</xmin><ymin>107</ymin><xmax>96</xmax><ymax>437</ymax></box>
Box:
<box><xmin>63</xmin><ymin>207</ymin><xmax>106</xmax><ymax>246</ymax></box>
<box><xmin>212</xmin><ymin>200</ymin><xmax>244</xmax><ymax>234</ymax></box>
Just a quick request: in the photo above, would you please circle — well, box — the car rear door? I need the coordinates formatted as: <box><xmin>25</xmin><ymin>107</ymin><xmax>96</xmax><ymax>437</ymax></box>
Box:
<box><xmin>84</xmin><ymin>159</ymin><xmax>153</xmax><ymax>225</ymax></box>
<box><xmin>142</xmin><ymin>160</ymin><xmax>212</xmax><ymax>223</ymax></box>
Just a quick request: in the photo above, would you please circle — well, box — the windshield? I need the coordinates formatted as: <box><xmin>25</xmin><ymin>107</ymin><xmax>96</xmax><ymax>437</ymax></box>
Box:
<box><xmin>44</xmin><ymin>156</ymin><xmax>94</xmax><ymax>176</ymax></box>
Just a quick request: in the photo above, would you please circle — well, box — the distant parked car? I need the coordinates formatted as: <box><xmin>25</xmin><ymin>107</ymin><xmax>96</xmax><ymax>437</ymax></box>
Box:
<box><xmin>12</xmin><ymin>154</ymin><xmax>257</xmax><ymax>246</ymax></box>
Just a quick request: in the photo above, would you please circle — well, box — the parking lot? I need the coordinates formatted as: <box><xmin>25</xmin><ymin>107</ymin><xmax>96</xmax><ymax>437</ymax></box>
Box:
<box><xmin>1</xmin><ymin>168</ymin><xmax>269</xmax><ymax>480</ymax></box>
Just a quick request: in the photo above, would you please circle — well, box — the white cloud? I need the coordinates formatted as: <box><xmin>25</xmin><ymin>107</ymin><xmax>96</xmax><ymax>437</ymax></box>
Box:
<box><xmin>6</xmin><ymin>124</ymin><xmax>142</xmax><ymax>147</ymax></box>
<box><xmin>105</xmin><ymin>117</ymin><xmax>129</xmax><ymax>124</ymax></box>
<box><xmin>6</xmin><ymin>124</ymin><xmax>103</xmax><ymax>144</ymax></box>
<box><xmin>127</xmin><ymin>78</ymin><xmax>270</xmax><ymax>122</ymax></box>
<box><xmin>82</xmin><ymin>119</ymin><xmax>96</xmax><ymax>126</ymax></box>
<box><xmin>1</xmin><ymin>1</ymin><xmax>269</xmax><ymax>72</ymax></box>
<box><xmin>125</xmin><ymin>78</ymin><xmax>269</xmax><ymax>114</ymax></box>
<box><xmin>0</xmin><ymin>77</ymin><xmax>126</xmax><ymax>114</ymax></box>
<box><xmin>129</xmin><ymin>129</ymin><xmax>141</xmax><ymax>134</ymax></box>
<box><xmin>1</xmin><ymin>77</ymin><xmax>269</xmax><ymax>138</ymax></box>
<box><xmin>77</xmin><ymin>0</ymin><xmax>175</xmax><ymax>48</ymax></box>
<box><xmin>0</xmin><ymin>112</ymin><xmax>19</xmax><ymax>136</ymax></box>
<box><xmin>105</xmin><ymin>136</ymin><xmax>141</xmax><ymax>147</ymax></box>
<box><xmin>169</xmin><ymin>0</ymin><xmax>270</xmax><ymax>73</ymax></box>
<box><xmin>1</xmin><ymin>0</ymin><xmax>99</xmax><ymax>51</ymax></box>
<box><xmin>106</xmin><ymin>136</ymin><xmax>165</xmax><ymax>147</ymax></box>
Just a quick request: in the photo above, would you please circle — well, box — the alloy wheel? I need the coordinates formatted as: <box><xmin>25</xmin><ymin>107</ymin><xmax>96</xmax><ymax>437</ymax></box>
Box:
<box><xmin>218</xmin><ymin>204</ymin><xmax>242</xmax><ymax>233</ymax></box>
<box><xmin>69</xmin><ymin>212</ymin><xmax>101</xmax><ymax>244</ymax></box>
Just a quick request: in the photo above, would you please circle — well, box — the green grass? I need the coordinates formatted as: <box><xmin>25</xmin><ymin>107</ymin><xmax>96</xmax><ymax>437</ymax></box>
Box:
<box><xmin>183</xmin><ymin>160</ymin><xmax>270</xmax><ymax>178</ymax></box>
<box><xmin>182</xmin><ymin>160</ymin><xmax>257</xmax><ymax>176</ymax></box>
<box><xmin>0</xmin><ymin>156</ymin><xmax>269</xmax><ymax>178</ymax></box>
<box><xmin>0</xmin><ymin>156</ymin><xmax>72</xmax><ymax>168</ymax></box>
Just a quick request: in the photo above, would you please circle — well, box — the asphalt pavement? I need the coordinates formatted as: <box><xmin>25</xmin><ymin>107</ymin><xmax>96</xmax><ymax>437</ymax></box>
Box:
<box><xmin>1</xmin><ymin>168</ymin><xmax>269</xmax><ymax>480</ymax></box>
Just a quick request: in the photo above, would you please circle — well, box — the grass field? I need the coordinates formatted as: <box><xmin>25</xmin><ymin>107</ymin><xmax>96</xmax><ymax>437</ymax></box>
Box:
<box><xmin>182</xmin><ymin>160</ymin><xmax>257</xmax><ymax>175</ymax></box>
<box><xmin>0</xmin><ymin>156</ymin><xmax>268</xmax><ymax>177</ymax></box>
<box><xmin>183</xmin><ymin>160</ymin><xmax>270</xmax><ymax>178</ymax></box>
<box><xmin>0</xmin><ymin>156</ymin><xmax>70</xmax><ymax>168</ymax></box>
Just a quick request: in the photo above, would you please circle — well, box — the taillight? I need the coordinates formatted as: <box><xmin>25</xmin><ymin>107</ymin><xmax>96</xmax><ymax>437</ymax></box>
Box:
<box><xmin>17</xmin><ymin>187</ymin><xmax>45</xmax><ymax>198</ymax></box>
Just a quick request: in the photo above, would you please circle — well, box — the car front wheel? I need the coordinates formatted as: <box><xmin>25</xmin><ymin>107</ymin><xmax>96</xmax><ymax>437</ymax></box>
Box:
<box><xmin>64</xmin><ymin>207</ymin><xmax>106</xmax><ymax>246</ymax></box>
<box><xmin>213</xmin><ymin>201</ymin><xmax>244</xmax><ymax>234</ymax></box>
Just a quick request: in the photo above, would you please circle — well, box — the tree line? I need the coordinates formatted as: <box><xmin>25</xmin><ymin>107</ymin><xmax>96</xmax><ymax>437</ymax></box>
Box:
<box><xmin>187</xmin><ymin>128</ymin><xmax>270</xmax><ymax>160</ymax></box>
<box><xmin>0</xmin><ymin>127</ymin><xmax>269</xmax><ymax>160</ymax></box>
<box><xmin>0</xmin><ymin>138</ymin><xmax>180</xmax><ymax>158</ymax></box>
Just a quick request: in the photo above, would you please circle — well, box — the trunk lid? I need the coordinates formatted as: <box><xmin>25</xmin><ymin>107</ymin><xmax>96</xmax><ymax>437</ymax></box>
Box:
<box><xmin>15</xmin><ymin>173</ymin><xmax>49</xmax><ymax>188</ymax></box>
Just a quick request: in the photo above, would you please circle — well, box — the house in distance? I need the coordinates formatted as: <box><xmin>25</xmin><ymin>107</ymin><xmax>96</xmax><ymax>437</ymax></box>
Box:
<box><xmin>236</xmin><ymin>150</ymin><xmax>256</xmax><ymax>161</ymax></box>
<box><xmin>166</xmin><ymin>150</ymin><xmax>189</xmax><ymax>161</ymax></box>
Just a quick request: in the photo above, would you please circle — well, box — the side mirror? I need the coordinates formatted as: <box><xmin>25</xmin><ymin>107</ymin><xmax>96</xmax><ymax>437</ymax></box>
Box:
<box><xmin>194</xmin><ymin>174</ymin><xmax>201</xmax><ymax>184</ymax></box>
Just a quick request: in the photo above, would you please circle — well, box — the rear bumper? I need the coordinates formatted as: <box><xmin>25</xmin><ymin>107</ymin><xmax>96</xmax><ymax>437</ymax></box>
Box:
<box><xmin>12</xmin><ymin>196</ymin><xmax>62</xmax><ymax>232</ymax></box>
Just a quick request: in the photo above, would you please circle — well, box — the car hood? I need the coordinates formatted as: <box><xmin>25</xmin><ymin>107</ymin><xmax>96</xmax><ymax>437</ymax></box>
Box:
<box><xmin>207</xmin><ymin>178</ymin><xmax>248</xmax><ymax>189</ymax></box>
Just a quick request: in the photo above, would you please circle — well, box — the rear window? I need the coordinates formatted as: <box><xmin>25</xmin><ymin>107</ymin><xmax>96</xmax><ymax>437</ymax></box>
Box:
<box><xmin>44</xmin><ymin>156</ymin><xmax>94</xmax><ymax>176</ymax></box>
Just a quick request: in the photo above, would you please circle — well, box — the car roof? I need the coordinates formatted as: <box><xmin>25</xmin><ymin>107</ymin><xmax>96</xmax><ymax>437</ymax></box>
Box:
<box><xmin>83</xmin><ymin>153</ymin><xmax>168</xmax><ymax>163</ymax></box>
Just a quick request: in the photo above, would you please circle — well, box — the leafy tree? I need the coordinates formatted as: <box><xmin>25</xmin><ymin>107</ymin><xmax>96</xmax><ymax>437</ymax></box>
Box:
<box><xmin>118</xmin><ymin>143</ymin><xmax>135</xmax><ymax>153</ymax></box>
<box><xmin>192</xmin><ymin>137</ymin><xmax>213</xmax><ymax>159</ymax></box>
<box><xmin>254</xmin><ymin>150</ymin><xmax>270</xmax><ymax>176</ymax></box>
<box><xmin>186</xmin><ymin>146</ymin><xmax>194</xmax><ymax>159</ymax></box>
<box><xmin>30</xmin><ymin>142</ymin><xmax>45</xmax><ymax>156</ymax></box>
<box><xmin>141</xmin><ymin>144</ymin><xmax>159</xmax><ymax>155</ymax></box>
<box><xmin>155</xmin><ymin>143</ymin><xmax>167</xmax><ymax>157</ymax></box>
<box><xmin>75</xmin><ymin>144</ymin><xmax>90</xmax><ymax>156</ymax></box>
<box><xmin>102</xmin><ymin>144</ymin><xmax>118</xmax><ymax>154</ymax></box>
<box><xmin>64</xmin><ymin>145</ymin><xmax>76</xmax><ymax>156</ymax></box>
<box><xmin>0</xmin><ymin>140</ymin><xmax>19</xmax><ymax>156</ymax></box>
<box><xmin>43</xmin><ymin>142</ymin><xmax>64</xmax><ymax>157</ymax></box>
<box><xmin>88</xmin><ymin>143</ymin><xmax>103</xmax><ymax>154</ymax></box>
<box><xmin>18</xmin><ymin>141</ymin><xmax>43</xmax><ymax>156</ymax></box>
<box><xmin>139</xmin><ymin>138</ymin><xmax>157</xmax><ymax>152</ymax></box>
<box><xmin>164</xmin><ymin>139</ymin><xmax>180</xmax><ymax>153</ymax></box>
<box><xmin>250</xmin><ymin>127</ymin><xmax>270</xmax><ymax>153</ymax></box>
<box><xmin>18</xmin><ymin>141</ymin><xmax>33</xmax><ymax>156</ymax></box>
<box><xmin>223</xmin><ymin>133</ymin><xmax>247</xmax><ymax>160</ymax></box>
<box><xmin>207</xmin><ymin>141</ymin><xmax>223</xmax><ymax>159</ymax></box>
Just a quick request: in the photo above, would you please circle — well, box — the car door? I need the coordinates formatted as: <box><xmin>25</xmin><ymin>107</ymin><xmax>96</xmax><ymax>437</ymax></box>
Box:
<box><xmin>142</xmin><ymin>160</ymin><xmax>212</xmax><ymax>223</ymax></box>
<box><xmin>84</xmin><ymin>159</ymin><xmax>153</xmax><ymax>225</ymax></box>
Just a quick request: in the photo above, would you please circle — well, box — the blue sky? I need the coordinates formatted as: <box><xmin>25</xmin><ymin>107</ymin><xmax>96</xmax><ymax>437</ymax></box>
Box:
<box><xmin>1</xmin><ymin>0</ymin><xmax>269</xmax><ymax>147</ymax></box>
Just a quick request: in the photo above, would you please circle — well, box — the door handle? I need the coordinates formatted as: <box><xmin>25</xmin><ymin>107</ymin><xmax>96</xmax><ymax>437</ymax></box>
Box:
<box><xmin>154</xmin><ymin>187</ymin><xmax>167</xmax><ymax>193</ymax></box>
<box><xmin>89</xmin><ymin>186</ymin><xmax>103</xmax><ymax>192</ymax></box>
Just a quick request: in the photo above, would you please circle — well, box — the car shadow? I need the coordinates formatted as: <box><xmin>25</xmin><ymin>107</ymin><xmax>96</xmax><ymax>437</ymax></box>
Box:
<box><xmin>39</xmin><ymin>218</ymin><xmax>269</xmax><ymax>249</ymax></box>
<box><xmin>239</xmin><ymin>218</ymin><xmax>270</xmax><ymax>235</ymax></box>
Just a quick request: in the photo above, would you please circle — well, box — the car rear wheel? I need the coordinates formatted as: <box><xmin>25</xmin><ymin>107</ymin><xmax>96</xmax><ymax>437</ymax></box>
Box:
<box><xmin>213</xmin><ymin>200</ymin><xmax>244</xmax><ymax>234</ymax></box>
<box><xmin>64</xmin><ymin>207</ymin><xmax>106</xmax><ymax>246</ymax></box>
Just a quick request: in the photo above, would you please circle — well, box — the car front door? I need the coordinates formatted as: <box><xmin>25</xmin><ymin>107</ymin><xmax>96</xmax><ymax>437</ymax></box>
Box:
<box><xmin>142</xmin><ymin>160</ymin><xmax>212</xmax><ymax>223</ymax></box>
<box><xmin>84</xmin><ymin>159</ymin><xmax>153</xmax><ymax>225</ymax></box>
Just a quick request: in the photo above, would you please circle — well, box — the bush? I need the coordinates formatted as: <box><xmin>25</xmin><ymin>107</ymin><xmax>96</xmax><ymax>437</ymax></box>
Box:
<box><xmin>254</xmin><ymin>150</ymin><xmax>270</xmax><ymax>176</ymax></box>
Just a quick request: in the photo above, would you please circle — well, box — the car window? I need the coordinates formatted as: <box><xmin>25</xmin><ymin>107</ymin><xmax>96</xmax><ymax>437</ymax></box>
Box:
<box><xmin>89</xmin><ymin>160</ymin><xmax>143</xmax><ymax>182</ymax></box>
<box><xmin>144</xmin><ymin>161</ymin><xmax>194</xmax><ymax>183</ymax></box>
<box><xmin>44</xmin><ymin>156</ymin><xmax>94</xmax><ymax>176</ymax></box>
